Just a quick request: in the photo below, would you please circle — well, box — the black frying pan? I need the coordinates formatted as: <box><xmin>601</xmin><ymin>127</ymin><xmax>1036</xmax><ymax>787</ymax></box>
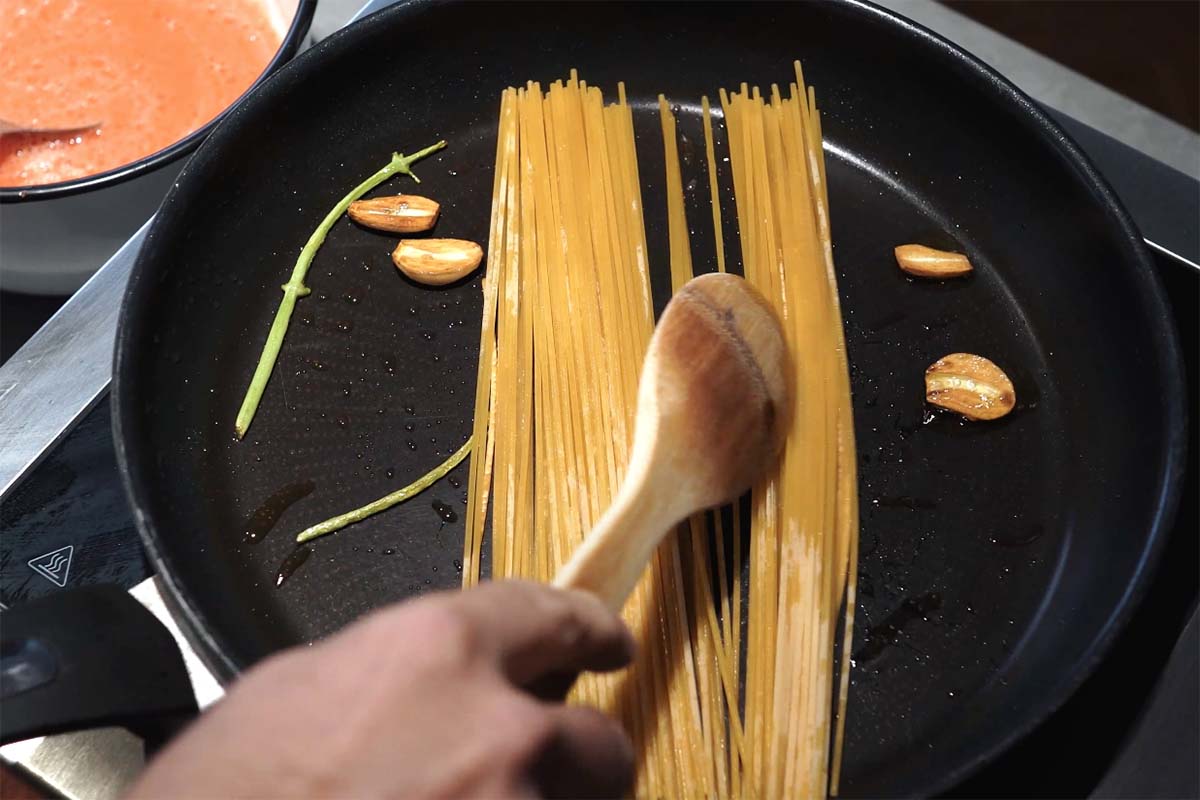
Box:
<box><xmin>73</xmin><ymin>0</ymin><xmax>1187</xmax><ymax>795</ymax></box>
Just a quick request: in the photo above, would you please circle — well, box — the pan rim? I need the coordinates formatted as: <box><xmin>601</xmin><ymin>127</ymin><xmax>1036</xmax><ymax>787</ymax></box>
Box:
<box><xmin>112</xmin><ymin>0</ymin><xmax>1188</xmax><ymax>795</ymax></box>
<box><xmin>844</xmin><ymin>0</ymin><xmax>1188</xmax><ymax>792</ymax></box>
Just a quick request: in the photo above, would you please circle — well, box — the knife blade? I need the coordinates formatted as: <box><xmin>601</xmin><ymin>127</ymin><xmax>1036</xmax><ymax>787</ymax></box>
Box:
<box><xmin>0</xmin><ymin>219</ymin><xmax>151</xmax><ymax>503</ymax></box>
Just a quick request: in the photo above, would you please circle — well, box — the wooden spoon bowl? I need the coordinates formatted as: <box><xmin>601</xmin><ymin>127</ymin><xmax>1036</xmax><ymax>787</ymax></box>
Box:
<box><xmin>554</xmin><ymin>272</ymin><xmax>791</xmax><ymax>610</ymax></box>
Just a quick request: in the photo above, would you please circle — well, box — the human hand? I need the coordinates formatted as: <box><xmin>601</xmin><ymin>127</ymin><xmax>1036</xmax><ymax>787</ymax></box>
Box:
<box><xmin>128</xmin><ymin>580</ymin><xmax>635</xmax><ymax>799</ymax></box>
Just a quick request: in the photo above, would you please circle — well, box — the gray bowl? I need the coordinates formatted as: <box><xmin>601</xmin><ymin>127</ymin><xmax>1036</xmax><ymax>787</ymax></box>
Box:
<box><xmin>0</xmin><ymin>0</ymin><xmax>316</xmax><ymax>295</ymax></box>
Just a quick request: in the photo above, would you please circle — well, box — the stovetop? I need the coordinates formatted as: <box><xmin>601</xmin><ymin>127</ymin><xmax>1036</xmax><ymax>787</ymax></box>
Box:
<box><xmin>3</xmin><ymin>156</ymin><xmax>1197</xmax><ymax>800</ymax></box>
<box><xmin>2</xmin><ymin>396</ymin><xmax>147</xmax><ymax>603</ymax></box>
<box><xmin>1</xmin><ymin>12</ymin><xmax>1197</xmax><ymax>795</ymax></box>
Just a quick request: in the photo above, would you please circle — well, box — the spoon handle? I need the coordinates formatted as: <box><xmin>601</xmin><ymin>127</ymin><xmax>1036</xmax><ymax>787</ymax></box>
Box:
<box><xmin>553</xmin><ymin>472</ymin><xmax>682</xmax><ymax>611</ymax></box>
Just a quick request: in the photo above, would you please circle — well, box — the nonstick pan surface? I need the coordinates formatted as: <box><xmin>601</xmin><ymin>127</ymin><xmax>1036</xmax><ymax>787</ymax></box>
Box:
<box><xmin>113</xmin><ymin>2</ymin><xmax>1186</xmax><ymax>796</ymax></box>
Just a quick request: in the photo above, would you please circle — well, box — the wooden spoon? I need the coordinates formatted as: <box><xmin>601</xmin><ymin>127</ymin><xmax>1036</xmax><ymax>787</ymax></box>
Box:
<box><xmin>0</xmin><ymin>118</ymin><xmax>100</xmax><ymax>138</ymax></box>
<box><xmin>553</xmin><ymin>272</ymin><xmax>791</xmax><ymax>611</ymax></box>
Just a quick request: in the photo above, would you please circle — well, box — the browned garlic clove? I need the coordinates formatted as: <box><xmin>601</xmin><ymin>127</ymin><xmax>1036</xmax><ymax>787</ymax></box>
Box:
<box><xmin>895</xmin><ymin>244</ymin><xmax>973</xmax><ymax>278</ymax></box>
<box><xmin>392</xmin><ymin>238</ymin><xmax>483</xmax><ymax>286</ymax></box>
<box><xmin>348</xmin><ymin>194</ymin><xmax>440</xmax><ymax>233</ymax></box>
<box><xmin>925</xmin><ymin>353</ymin><xmax>1016</xmax><ymax>421</ymax></box>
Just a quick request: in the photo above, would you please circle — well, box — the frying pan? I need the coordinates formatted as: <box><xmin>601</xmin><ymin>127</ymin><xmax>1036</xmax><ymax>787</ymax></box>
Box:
<box><xmin>7</xmin><ymin>1</ymin><xmax>1187</xmax><ymax>796</ymax></box>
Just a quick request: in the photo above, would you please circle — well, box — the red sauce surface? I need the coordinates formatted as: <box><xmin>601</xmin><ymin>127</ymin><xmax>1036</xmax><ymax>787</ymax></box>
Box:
<box><xmin>0</xmin><ymin>0</ymin><xmax>283</xmax><ymax>187</ymax></box>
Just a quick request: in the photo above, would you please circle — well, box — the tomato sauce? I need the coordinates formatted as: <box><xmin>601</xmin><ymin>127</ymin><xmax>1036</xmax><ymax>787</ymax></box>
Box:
<box><xmin>0</xmin><ymin>0</ymin><xmax>284</xmax><ymax>187</ymax></box>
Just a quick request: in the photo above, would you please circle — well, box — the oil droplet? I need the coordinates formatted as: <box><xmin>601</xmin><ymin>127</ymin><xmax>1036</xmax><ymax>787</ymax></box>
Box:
<box><xmin>448</xmin><ymin>476</ymin><xmax>461</xmax><ymax>488</ymax></box>
<box><xmin>404</xmin><ymin>422</ymin><xmax>415</xmax><ymax>432</ymax></box>
<box><xmin>385</xmin><ymin>468</ymin><xmax>395</xmax><ymax>479</ymax></box>
<box><xmin>869</xmin><ymin>309</ymin><xmax>907</xmax><ymax>332</ymax></box>
<box><xmin>874</xmin><ymin>496</ymin><xmax>937</xmax><ymax>510</ymax></box>
<box><xmin>336</xmin><ymin>415</ymin><xmax>349</xmax><ymax>428</ymax></box>
<box><xmin>853</xmin><ymin>593</ymin><xmax>942</xmax><ymax>663</ymax></box>
<box><xmin>275</xmin><ymin>546</ymin><xmax>312</xmax><ymax>587</ymax></box>
<box><xmin>453</xmin><ymin>559</ymin><xmax>463</xmax><ymax>573</ymax></box>
<box><xmin>243</xmin><ymin>480</ymin><xmax>315</xmax><ymax>543</ymax></box>
<box><xmin>406</xmin><ymin>440</ymin><xmax>417</xmax><ymax>451</ymax></box>
<box><xmin>336</xmin><ymin>320</ymin><xmax>355</xmax><ymax>333</ymax></box>
<box><xmin>421</xmin><ymin>331</ymin><xmax>435</xmax><ymax>341</ymax></box>
<box><xmin>383</xmin><ymin>548</ymin><xmax>396</xmax><ymax>556</ymax></box>
<box><xmin>432</xmin><ymin>500</ymin><xmax>457</xmax><ymax>523</ymax></box>
<box><xmin>343</xmin><ymin>295</ymin><xmax>359</xmax><ymax>305</ymax></box>
<box><xmin>679</xmin><ymin>131</ymin><xmax>695</xmax><ymax>164</ymax></box>
<box><xmin>991</xmin><ymin>525</ymin><xmax>1045</xmax><ymax>547</ymax></box>
<box><xmin>404</xmin><ymin>403</ymin><xmax>415</xmax><ymax>414</ymax></box>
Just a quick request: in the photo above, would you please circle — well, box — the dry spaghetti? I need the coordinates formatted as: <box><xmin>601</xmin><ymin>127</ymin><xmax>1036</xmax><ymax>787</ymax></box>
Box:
<box><xmin>464</xmin><ymin>65</ymin><xmax>858</xmax><ymax>799</ymax></box>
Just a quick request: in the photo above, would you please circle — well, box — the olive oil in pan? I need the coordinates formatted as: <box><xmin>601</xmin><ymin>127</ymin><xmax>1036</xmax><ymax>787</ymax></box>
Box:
<box><xmin>990</xmin><ymin>525</ymin><xmax>1045</xmax><ymax>548</ymax></box>
<box><xmin>243</xmin><ymin>480</ymin><xmax>316</xmax><ymax>543</ymax></box>
<box><xmin>873</xmin><ymin>496</ymin><xmax>938</xmax><ymax>511</ymax></box>
<box><xmin>275</xmin><ymin>546</ymin><xmax>313</xmax><ymax>588</ymax></box>
<box><xmin>432</xmin><ymin>500</ymin><xmax>457</xmax><ymax>523</ymax></box>
<box><xmin>854</xmin><ymin>592</ymin><xmax>943</xmax><ymax>664</ymax></box>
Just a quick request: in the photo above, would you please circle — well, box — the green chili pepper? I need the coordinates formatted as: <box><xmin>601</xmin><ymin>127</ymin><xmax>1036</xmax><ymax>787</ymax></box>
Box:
<box><xmin>234</xmin><ymin>141</ymin><xmax>447</xmax><ymax>439</ymax></box>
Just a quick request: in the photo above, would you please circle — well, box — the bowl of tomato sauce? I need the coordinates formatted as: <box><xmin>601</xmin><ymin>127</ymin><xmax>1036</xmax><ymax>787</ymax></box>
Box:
<box><xmin>0</xmin><ymin>0</ymin><xmax>315</xmax><ymax>294</ymax></box>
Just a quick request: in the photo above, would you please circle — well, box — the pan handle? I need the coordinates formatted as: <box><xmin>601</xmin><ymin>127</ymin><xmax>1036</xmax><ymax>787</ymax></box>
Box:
<box><xmin>0</xmin><ymin>585</ymin><xmax>198</xmax><ymax>750</ymax></box>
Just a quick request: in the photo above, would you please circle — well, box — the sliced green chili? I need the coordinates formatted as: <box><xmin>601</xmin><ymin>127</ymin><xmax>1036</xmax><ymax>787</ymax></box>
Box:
<box><xmin>295</xmin><ymin>437</ymin><xmax>472</xmax><ymax>543</ymax></box>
